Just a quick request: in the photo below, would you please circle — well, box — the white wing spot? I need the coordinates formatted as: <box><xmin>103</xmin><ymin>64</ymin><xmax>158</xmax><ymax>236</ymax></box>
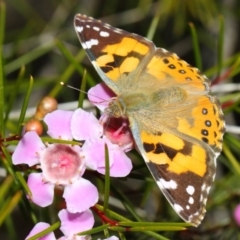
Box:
<box><xmin>76</xmin><ymin>26</ymin><xmax>83</xmax><ymax>33</ymax></box>
<box><xmin>189</xmin><ymin>197</ymin><xmax>194</xmax><ymax>204</ymax></box>
<box><xmin>82</xmin><ymin>42</ymin><xmax>87</xmax><ymax>49</ymax></box>
<box><xmin>201</xmin><ymin>183</ymin><xmax>206</xmax><ymax>191</ymax></box>
<box><xmin>212</xmin><ymin>173</ymin><xmax>216</xmax><ymax>180</ymax></box>
<box><xmin>104</xmin><ymin>24</ymin><xmax>111</xmax><ymax>29</ymax></box>
<box><xmin>186</xmin><ymin>205</ymin><xmax>190</xmax><ymax>210</ymax></box>
<box><xmin>85</xmin><ymin>39</ymin><xmax>99</xmax><ymax>49</ymax></box>
<box><xmin>113</xmin><ymin>28</ymin><xmax>122</xmax><ymax>33</ymax></box>
<box><xmin>203</xmin><ymin>197</ymin><xmax>207</xmax><ymax>205</ymax></box>
<box><xmin>100</xmin><ymin>31</ymin><xmax>110</xmax><ymax>37</ymax></box>
<box><xmin>158</xmin><ymin>179</ymin><xmax>177</xmax><ymax>189</ymax></box>
<box><xmin>206</xmin><ymin>186</ymin><xmax>211</xmax><ymax>194</ymax></box>
<box><xmin>86</xmin><ymin>25</ymin><xmax>90</xmax><ymax>28</ymax></box>
<box><xmin>186</xmin><ymin>185</ymin><xmax>195</xmax><ymax>195</ymax></box>
<box><xmin>161</xmin><ymin>48</ymin><xmax>169</xmax><ymax>53</ymax></box>
<box><xmin>93</xmin><ymin>26</ymin><xmax>100</xmax><ymax>31</ymax></box>
<box><xmin>173</xmin><ymin>204</ymin><xmax>183</xmax><ymax>213</ymax></box>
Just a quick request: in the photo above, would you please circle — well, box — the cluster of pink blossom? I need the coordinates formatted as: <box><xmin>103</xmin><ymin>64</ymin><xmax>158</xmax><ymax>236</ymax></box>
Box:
<box><xmin>12</xmin><ymin>84</ymin><xmax>133</xmax><ymax>239</ymax></box>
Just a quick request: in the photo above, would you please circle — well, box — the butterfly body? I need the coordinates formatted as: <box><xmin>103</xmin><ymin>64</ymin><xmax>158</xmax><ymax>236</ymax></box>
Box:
<box><xmin>74</xmin><ymin>14</ymin><xmax>225</xmax><ymax>226</ymax></box>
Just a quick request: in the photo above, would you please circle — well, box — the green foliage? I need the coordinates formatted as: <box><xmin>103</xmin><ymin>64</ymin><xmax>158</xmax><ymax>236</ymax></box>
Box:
<box><xmin>1</xmin><ymin>0</ymin><xmax>240</xmax><ymax>239</ymax></box>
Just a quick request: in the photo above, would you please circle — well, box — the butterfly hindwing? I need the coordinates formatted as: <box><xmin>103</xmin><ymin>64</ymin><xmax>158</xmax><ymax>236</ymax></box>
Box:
<box><xmin>176</xmin><ymin>95</ymin><xmax>225</xmax><ymax>153</ymax></box>
<box><xmin>144</xmin><ymin>48</ymin><xmax>210</xmax><ymax>92</ymax></box>
<box><xmin>137</xmin><ymin>130</ymin><xmax>215</xmax><ymax>226</ymax></box>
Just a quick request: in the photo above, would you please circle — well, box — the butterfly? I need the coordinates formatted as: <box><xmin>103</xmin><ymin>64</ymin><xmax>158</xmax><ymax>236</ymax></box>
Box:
<box><xmin>74</xmin><ymin>14</ymin><xmax>225</xmax><ymax>227</ymax></box>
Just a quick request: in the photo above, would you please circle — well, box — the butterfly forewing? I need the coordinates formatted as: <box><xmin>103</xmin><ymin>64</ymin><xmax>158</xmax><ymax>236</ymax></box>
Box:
<box><xmin>74</xmin><ymin>14</ymin><xmax>156</xmax><ymax>93</ymax></box>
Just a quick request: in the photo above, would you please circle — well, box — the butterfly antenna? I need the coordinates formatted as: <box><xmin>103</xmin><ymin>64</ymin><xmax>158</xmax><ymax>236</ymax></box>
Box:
<box><xmin>60</xmin><ymin>82</ymin><xmax>111</xmax><ymax>104</ymax></box>
<box><xmin>60</xmin><ymin>82</ymin><xmax>89</xmax><ymax>94</ymax></box>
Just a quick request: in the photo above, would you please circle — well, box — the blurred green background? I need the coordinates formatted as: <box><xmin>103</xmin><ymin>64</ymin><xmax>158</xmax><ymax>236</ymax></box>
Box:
<box><xmin>4</xmin><ymin>0</ymin><xmax>239</xmax><ymax>103</ymax></box>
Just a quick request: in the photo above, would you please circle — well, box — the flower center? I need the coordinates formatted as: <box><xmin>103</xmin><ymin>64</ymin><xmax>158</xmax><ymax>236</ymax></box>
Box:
<box><xmin>40</xmin><ymin>144</ymin><xmax>85</xmax><ymax>185</ymax></box>
<box><xmin>101</xmin><ymin>116</ymin><xmax>134</xmax><ymax>152</ymax></box>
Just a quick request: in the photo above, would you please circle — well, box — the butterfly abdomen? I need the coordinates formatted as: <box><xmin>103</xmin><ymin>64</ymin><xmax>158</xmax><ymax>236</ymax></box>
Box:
<box><xmin>152</xmin><ymin>86</ymin><xmax>187</xmax><ymax>106</ymax></box>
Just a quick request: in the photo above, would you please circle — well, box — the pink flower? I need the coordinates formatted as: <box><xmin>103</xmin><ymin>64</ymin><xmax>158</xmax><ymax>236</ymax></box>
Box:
<box><xmin>59</xmin><ymin>209</ymin><xmax>94</xmax><ymax>240</ymax></box>
<box><xmin>234</xmin><ymin>204</ymin><xmax>240</xmax><ymax>226</ymax></box>
<box><xmin>25</xmin><ymin>222</ymin><xmax>56</xmax><ymax>240</ymax></box>
<box><xmin>88</xmin><ymin>83</ymin><xmax>134</xmax><ymax>153</ymax></box>
<box><xmin>87</xmin><ymin>82</ymin><xmax>115</xmax><ymax>112</ymax></box>
<box><xmin>12</xmin><ymin>110</ymin><xmax>98</xmax><ymax>213</ymax></box>
<box><xmin>26</xmin><ymin>209</ymin><xmax>94</xmax><ymax>240</ymax></box>
<box><xmin>71</xmin><ymin>108</ymin><xmax>133</xmax><ymax>177</ymax></box>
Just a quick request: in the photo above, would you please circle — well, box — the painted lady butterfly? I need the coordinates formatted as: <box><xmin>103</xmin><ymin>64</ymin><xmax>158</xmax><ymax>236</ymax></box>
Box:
<box><xmin>74</xmin><ymin>14</ymin><xmax>225</xmax><ymax>226</ymax></box>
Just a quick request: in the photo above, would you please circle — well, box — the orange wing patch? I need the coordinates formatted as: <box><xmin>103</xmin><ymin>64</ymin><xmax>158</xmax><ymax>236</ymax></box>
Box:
<box><xmin>103</xmin><ymin>37</ymin><xmax>149</xmax><ymax>56</ymax></box>
<box><xmin>141</xmin><ymin>131</ymin><xmax>208</xmax><ymax>177</ymax></box>
<box><xmin>96</xmin><ymin>37</ymin><xmax>151</xmax><ymax>81</ymax></box>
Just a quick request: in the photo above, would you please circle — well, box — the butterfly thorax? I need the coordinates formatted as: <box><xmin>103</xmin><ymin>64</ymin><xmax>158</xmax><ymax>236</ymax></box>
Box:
<box><xmin>105</xmin><ymin>86</ymin><xmax>188</xmax><ymax>119</ymax></box>
<box><xmin>104</xmin><ymin>93</ymin><xmax>148</xmax><ymax>118</ymax></box>
<box><xmin>104</xmin><ymin>98</ymin><xmax>125</xmax><ymax>118</ymax></box>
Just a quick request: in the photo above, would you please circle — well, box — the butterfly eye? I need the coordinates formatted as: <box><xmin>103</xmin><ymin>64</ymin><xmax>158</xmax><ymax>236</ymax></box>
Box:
<box><xmin>104</xmin><ymin>100</ymin><xmax>122</xmax><ymax>118</ymax></box>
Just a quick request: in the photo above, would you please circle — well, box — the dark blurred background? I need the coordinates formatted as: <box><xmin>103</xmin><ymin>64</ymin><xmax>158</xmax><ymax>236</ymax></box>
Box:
<box><xmin>4</xmin><ymin>0</ymin><xmax>240</xmax><ymax>104</ymax></box>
